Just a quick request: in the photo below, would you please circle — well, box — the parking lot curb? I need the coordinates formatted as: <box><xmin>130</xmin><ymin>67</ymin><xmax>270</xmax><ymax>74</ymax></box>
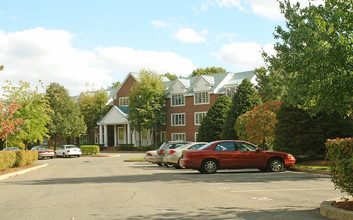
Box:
<box><xmin>0</xmin><ymin>164</ymin><xmax>48</xmax><ymax>181</ymax></box>
<box><xmin>320</xmin><ymin>198</ymin><xmax>353</xmax><ymax>220</ymax></box>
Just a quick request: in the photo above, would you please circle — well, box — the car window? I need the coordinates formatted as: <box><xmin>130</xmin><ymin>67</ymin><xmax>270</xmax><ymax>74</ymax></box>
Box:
<box><xmin>38</xmin><ymin>147</ymin><xmax>46</xmax><ymax>150</ymax></box>
<box><xmin>188</xmin><ymin>144</ymin><xmax>204</xmax><ymax>150</ymax></box>
<box><xmin>236</xmin><ymin>142</ymin><xmax>262</xmax><ymax>151</ymax></box>
<box><xmin>214</xmin><ymin>142</ymin><xmax>235</xmax><ymax>151</ymax></box>
<box><xmin>198</xmin><ymin>142</ymin><xmax>215</xmax><ymax>150</ymax></box>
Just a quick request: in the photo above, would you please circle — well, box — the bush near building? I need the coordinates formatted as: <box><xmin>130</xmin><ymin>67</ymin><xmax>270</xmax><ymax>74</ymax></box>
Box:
<box><xmin>326</xmin><ymin>138</ymin><xmax>353</xmax><ymax>197</ymax></box>
<box><xmin>80</xmin><ymin>145</ymin><xmax>100</xmax><ymax>155</ymax></box>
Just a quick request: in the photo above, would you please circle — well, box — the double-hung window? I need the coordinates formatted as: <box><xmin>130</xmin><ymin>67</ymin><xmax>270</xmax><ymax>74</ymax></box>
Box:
<box><xmin>119</xmin><ymin>97</ymin><xmax>129</xmax><ymax>106</ymax></box>
<box><xmin>172</xmin><ymin>133</ymin><xmax>186</xmax><ymax>141</ymax></box>
<box><xmin>194</xmin><ymin>112</ymin><xmax>207</xmax><ymax>125</ymax></box>
<box><xmin>194</xmin><ymin>92</ymin><xmax>209</xmax><ymax>105</ymax></box>
<box><xmin>171</xmin><ymin>113</ymin><xmax>185</xmax><ymax>126</ymax></box>
<box><xmin>171</xmin><ymin>94</ymin><xmax>185</xmax><ymax>106</ymax></box>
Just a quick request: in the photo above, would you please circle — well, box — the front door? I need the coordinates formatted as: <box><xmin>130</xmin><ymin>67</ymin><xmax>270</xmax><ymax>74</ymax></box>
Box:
<box><xmin>118</xmin><ymin>127</ymin><xmax>125</xmax><ymax>144</ymax></box>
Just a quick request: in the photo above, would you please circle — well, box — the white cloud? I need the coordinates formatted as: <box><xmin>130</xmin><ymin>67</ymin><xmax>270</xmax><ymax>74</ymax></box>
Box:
<box><xmin>95</xmin><ymin>46</ymin><xmax>195</xmax><ymax>76</ymax></box>
<box><xmin>213</xmin><ymin>42</ymin><xmax>275</xmax><ymax>69</ymax></box>
<box><xmin>0</xmin><ymin>28</ymin><xmax>195</xmax><ymax>95</ymax></box>
<box><xmin>173</xmin><ymin>28</ymin><xmax>206</xmax><ymax>43</ymax></box>
<box><xmin>151</xmin><ymin>20</ymin><xmax>170</xmax><ymax>28</ymax></box>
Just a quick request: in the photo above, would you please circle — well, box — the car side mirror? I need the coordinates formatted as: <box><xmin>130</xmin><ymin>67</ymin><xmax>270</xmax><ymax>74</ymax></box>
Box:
<box><xmin>255</xmin><ymin>147</ymin><xmax>260</xmax><ymax>152</ymax></box>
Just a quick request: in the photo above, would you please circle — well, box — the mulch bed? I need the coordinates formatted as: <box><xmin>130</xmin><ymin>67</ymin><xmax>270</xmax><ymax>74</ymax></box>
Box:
<box><xmin>332</xmin><ymin>199</ymin><xmax>353</xmax><ymax>212</ymax></box>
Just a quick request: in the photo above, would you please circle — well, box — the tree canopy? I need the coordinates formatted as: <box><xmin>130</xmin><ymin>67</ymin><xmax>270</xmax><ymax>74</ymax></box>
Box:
<box><xmin>254</xmin><ymin>67</ymin><xmax>284</xmax><ymax>102</ymax></box>
<box><xmin>221</xmin><ymin>79</ymin><xmax>261</xmax><ymax>140</ymax></box>
<box><xmin>128</xmin><ymin>69</ymin><xmax>166</xmax><ymax>145</ymax></box>
<box><xmin>2</xmin><ymin>81</ymin><xmax>51</xmax><ymax>147</ymax></box>
<box><xmin>190</xmin><ymin>67</ymin><xmax>226</xmax><ymax>77</ymax></box>
<box><xmin>198</xmin><ymin>95</ymin><xmax>232</xmax><ymax>142</ymax></box>
<box><xmin>264</xmin><ymin>0</ymin><xmax>353</xmax><ymax>116</ymax></box>
<box><xmin>46</xmin><ymin>83</ymin><xmax>86</xmax><ymax>147</ymax></box>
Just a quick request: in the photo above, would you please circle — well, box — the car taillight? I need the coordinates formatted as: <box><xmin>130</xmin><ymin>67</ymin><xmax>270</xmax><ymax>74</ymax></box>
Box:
<box><xmin>39</xmin><ymin>151</ymin><xmax>45</xmax><ymax>153</ymax></box>
<box><xmin>169</xmin><ymin>150</ymin><xmax>175</xmax><ymax>155</ymax></box>
<box><xmin>67</xmin><ymin>150</ymin><xmax>70</xmax><ymax>153</ymax></box>
<box><xmin>158</xmin><ymin>150</ymin><xmax>164</xmax><ymax>155</ymax></box>
<box><xmin>79</xmin><ymin>149</ymin><xmax>81</xmax><ymax>152</ymax></box>
<box><xmin>147</xmin><ymin>153</ymin><xmax>152</xmax><ymax>156</ymax></box>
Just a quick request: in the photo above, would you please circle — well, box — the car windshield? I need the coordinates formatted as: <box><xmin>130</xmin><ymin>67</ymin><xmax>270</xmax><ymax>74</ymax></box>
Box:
<box><xmin>38</xmin><ymin>147</ymin><xmax>47</xmax><ymax>150</ymax></box>
<box><xmin>66</xmin><ymin>145</ymin><xmax>77</xmax><ymax>148</ymax></box>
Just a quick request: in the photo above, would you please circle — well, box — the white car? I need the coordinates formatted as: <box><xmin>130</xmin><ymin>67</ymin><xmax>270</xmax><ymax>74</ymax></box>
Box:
<box><xmin>55</xmin><ymin>145</ymin><xmax>82</xmax><ymax>158</ymax></box>
<box><xmin>31</xmin><ymin>146</ymin><xmax>55</xmax><ymax>159</ymax></box>
<box><xmin>163</xmin><ymin>142</ymin><xmax>207</xmax><ymax>168</ymax></box>
<box><xmin>144</xmin><ymin>150</ymin><xmax>158</xmax><ymax>164</ymax></box>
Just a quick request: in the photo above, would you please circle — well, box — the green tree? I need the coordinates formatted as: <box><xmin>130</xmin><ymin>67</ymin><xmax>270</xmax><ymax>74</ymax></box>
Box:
<box><xmin>162</xmin><ymin>72</ymin><xmax>178</xmax><ymax>81</ymax></box>
<box><xmin>128</xmin><ymin>69</ymin><xmax>166</xmax><ymax>146</ymax></box>
<box><xmin>263</xmin><ymin>0</ymin><xmax>353</xmax><ymax>116</ymax></box>
<box><xmin>190</xmin><ymin>67</ymin><xmax>226</xmax><ymax>77</ymax></box>
<box><xmin>2</xmin><ymin>81</ymin><xmax>51</xmax><ymax>148</ymax></box>
<box><xmin>78</xmin><ymin>89</ymin><xmax>109</xmax><ymax>130</ymax></box>
<box><xmin>198</xmin><ymin>95</ymin><xmax>232</xmax><ymax>142</ymax></box>
<box><xmin>274</xmin><ymin>104</ymin><xmax>353</xmax><ymax>158</ymax></box>
<box><xmin>254</xmin><ymin>67</ymin><xmax>284</xmax><ymax>102</ymax></box>
<box><xmin>46</xmin><ymin>83</ymin><xmax>86</xmax><ymax>148</ymax></box>
<box><xmin>221</xmin><ymin>79</ymin><xmax>261</xmax><ymax>140</ymax></box>
<box><xmin>0</xmin><ymin>65</ymin><xmax>3</xmax><ymax>70</ymax></box>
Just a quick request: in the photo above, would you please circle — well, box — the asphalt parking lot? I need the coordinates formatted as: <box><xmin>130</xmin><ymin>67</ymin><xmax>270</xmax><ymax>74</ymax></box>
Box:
<box><xmin>0</xmin><ymin>153</ymin><xmax>346</xmax><ymax>219</ymax></box>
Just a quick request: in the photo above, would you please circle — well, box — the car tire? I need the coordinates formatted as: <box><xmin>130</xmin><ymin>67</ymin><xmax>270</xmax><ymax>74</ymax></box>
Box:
<box><xmin>157</xmin><ymin>162</ymin><xmax>163</xmax><ymax>166</ymax></box>
<box><xmin>175</xmin><ymin>159</ymin><xmax>183</xmax><ymax>169</ymax></box>
<box><xmin>200</xmin><ymin>159</ymin><xmax>218</xmax><ymax>174</ymax></box>
<box><xmin>63</xmin><ymin>153</ymin><xmax>66</xmax><ymax>158</ymax></box>
<box><xmin>78</xmin><ymin>155</ymin><xmax>80</xmax><ymax>158</ymax></box>
<box><xmin>268</xmin><ymin>158</ymin><xmax>284</xmax><ymax>172</ymax></box>
<box><xmin>259</xmin><ymin>167</ymin><xmax>268</xmax><ymax>172</ymax></box>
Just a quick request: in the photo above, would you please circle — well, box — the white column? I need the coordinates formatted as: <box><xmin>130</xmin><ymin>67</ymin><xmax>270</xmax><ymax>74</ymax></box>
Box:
<box><xmin>127</xmin><ymin>124</ymin><xmax>131</xmax><ymax>144</ymax></box>
<box><xmin>132</xmin><ymin>130</ymin><xmax>136</xmax><ymax>146</ymax></box>
<box><xmin>99</xmin><ymin>125</ymin><xmax>103</xmax><ymax>145</ymax></box>
<box><xmin>113</xmin><ymin>125</ymin><xmax>117</xmax><ymax>147</ymax></box>
<box><xmin>104</xmin><ymin>125</ymin><xmax>108</xmax><ymax>147</ymax></box>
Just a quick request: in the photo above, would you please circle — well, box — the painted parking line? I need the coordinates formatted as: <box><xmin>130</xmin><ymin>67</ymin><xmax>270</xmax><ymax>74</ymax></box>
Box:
<box><xmin>230</xmin><ymin>187</ymin><xmax>332</xmax><ymax>193</ymax></box>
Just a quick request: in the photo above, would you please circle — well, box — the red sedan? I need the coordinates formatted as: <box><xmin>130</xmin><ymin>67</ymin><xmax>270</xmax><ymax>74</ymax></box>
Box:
<box><xmin>180</xmin><ymin>140</ymin><xmax>296</xmax><ymax>174</ymax></box>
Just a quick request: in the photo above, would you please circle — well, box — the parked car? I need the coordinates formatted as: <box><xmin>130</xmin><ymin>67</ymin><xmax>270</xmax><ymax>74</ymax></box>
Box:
<box><xmin>180</xmin><ymin>140</ymin><xmax>296</xmax><ymax>174</ymax></box>
<box><xmin>144</xmin><ymin>150</ymin><xmax>158</xmax><ymax>164</ymax></box>
<box><xmin>55</xmin><ymin>145</ymin><xmax>82</xmax><ymax>158</ymax></box>
<box><xmin>156</xmin><ymin>141</ymin><xmax>191</xmax><ymax>166</ymax></box>
<box><xmin>31</xmin><ymin>146</ymin><xmax>54</xmax><ymax>159</ymax></box>
<box><xmin>163</xmin><ymin>142</ymin><xmax>208</xmax><ymax>168</ymax></box>
<box><xmin>2</xmin><ymin>147</ymin><xmax>20</xmax><ymax>151</ymax></box>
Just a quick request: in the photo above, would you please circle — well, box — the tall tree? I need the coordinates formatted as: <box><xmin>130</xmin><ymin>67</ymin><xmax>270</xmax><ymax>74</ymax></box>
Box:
<box><xmin>46</xmin><ymin>83</ymin><xmax>86</xmax><ymax>148</ymax></box>
<box><xmin>221</xmin><ymin>79</ymin><xmax>261</xmax><ymax>140</ymax></box>
<box><xmin>190</xmin><ymin>67</ymin><xmax>226</xmax><ymax>77</ymax></box>
<box><xmin>78</xmin><ymin>89</ymin><xmax>109</xmax><ymax>130</ymax></box>
<box><xmin>263</xmin><ymin>0</ymin><xmax>353</xmax><ymax>116</ymax></box>
<box><xmin>163</xmin><ymin>72</ymin><xmax>178</xmax><ymax>81</ymax></box>
<box><xmin>128</xmin><ymin>69</ymin><xmax>166</xmax><ymax>146</ymax></box>
<box><xmin>254</xmin><ymin>67</ymin><xmax>284</xmax><ymax>102</ymax></box>
<box><xmin>2</xmin><ymin>81</ymin><xmax>51</xmax><ymax>148</ymax></box>
<box><xmin>198</xmin><ymin>95</ymin><xmax>232</xmax><ymax>142</ymax></box>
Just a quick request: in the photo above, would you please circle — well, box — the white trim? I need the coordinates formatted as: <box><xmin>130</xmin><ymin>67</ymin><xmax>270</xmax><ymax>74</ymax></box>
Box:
<box><xmin>119</xmin><ymin>97</ymin><xmax>129</xmax><ymax>106</ymax></box>
<box><xmin>171</xmin><ymin>113</ymin><xmax>186</xmax><ymax>126</ymax></box>
<box><xmin>194</xmin><ymin>132</ymin><xmax>199</xmax><ymax>142</ymax></box>
<box><xmin>194</xmin><ymin>91</ymin><xmax>210</xmax><ymax>105</ymax></box>
<box><xmin>171</xmin><ymin>94</ymin><xmax>185</xmax><ymax>107</ymax></box>
<box><xmin>171</xmin><ymin>133</ymin><xmax>186</xmax><ymax>141</ymax></box>
<box><xmin>194</xmin><ymin>111</ymin><xmax>207</xmax><ymax>125</ymax></box>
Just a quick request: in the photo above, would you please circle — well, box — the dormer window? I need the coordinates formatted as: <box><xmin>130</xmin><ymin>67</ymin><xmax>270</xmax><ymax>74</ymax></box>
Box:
<box><xmin>194</xmin><ymin>92</ymin><xmax>209</xmax><ymax>105</ymax></box>
<box><xmin>171</xmin><ymin>94</ymin><xmax>185</xmax><ymax>106</ymax></box>
<box><xmin>119</xmin><ymin>97</ymin><xmax>129</xmax><ymax>106</ymax></box>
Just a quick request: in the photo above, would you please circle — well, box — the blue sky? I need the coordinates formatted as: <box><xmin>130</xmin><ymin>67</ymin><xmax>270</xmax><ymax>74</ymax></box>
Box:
<box><xmin>0</xmin><ymin>0</ymin><xmax>317</xmax><ymax>95</ymax></box>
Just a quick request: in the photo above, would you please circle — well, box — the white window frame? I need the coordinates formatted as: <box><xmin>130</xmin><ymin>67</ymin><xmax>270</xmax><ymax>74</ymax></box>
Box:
<box><xmin>171</xmin><ymin>113</ymin><xmax>186</xmax><ymax>126</ymax></box>
<box><xmin>194</xmin><ymin>91</ymin><xmax>210</xmax><ymax>105</ymax></box>
<box><xmin>194</xmin><ymin>112</ymin><xmax>207</xmax><ymax>125</ymax></box>
<box><xmin>172</xmin><ymin>133</ymin><xmax>186</xmax><ymax>141</ymax></box>
<box><xmin>119</xmin><ymin>97</ymin><xmax>129</xmax><ymax>106</ymax></box>
<box><xmin>171</xmin><ymin>94</ymin><xmax>185</xmax><ymax>107</ymax></box>
<box><xmin>194</xmin><ymin>132</ymin><xmax>199</xmax><ymax>142</ymax></box>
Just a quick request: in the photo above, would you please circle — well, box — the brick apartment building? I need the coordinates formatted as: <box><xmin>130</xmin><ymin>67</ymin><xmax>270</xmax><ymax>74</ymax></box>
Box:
<box><xmin>96</xmin><ymin>70</ymin><xmax>256</xmax><ymax>147</ymax></box>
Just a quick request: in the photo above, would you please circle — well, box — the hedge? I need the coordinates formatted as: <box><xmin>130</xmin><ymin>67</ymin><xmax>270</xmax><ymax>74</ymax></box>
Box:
<box><xmin>0</xmin><ymin>150</ymin><xmax>38</xmax><ymax>171</ymax></box>
<box><xmin>80</xmin><ymin>145</ymin><xmax>100</xmax><ymax>154</ymax></box>
<box><xmin>117</xmin><ymin>144</ymin><xmax>158</xmax><ymax>151</ymax></box>
<box><xmin>326</xmin><ymin>138</ymin><xmax>353</xmax><ymax>197</ymax></box>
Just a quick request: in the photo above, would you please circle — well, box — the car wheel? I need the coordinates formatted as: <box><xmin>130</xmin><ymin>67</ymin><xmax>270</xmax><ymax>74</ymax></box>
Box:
<box><xmin>268</xmin><ymin>158</ymin><xmax>284</xmax><ymax>172</ymax></box>
<box><xmin>200</xmin><ymin>159</ymin><xmax>218</xmax><ymax>174</ymax></box>
<box><xmin>63</xmin><ymin>153</ymin><xmax>66</xmax><ymax>158</ymax></box>
<box><xmin>157</xmin><ymin>162</ymin><xmax>163</xmax><ymax>166</ymax></box>
<box><xmin>78</xmin><ymin>155</ymin><xmax>80</xmax><ymax>158</ymax></box>
<box><xmin>164</xmin><ymin>163</ymin><xmax>174</xmax><ymax>168</ymax></box>
<box><xmin>50</xmin><ymin>157</ymin><xmax>54</xmax><ymax>159</ymax></box>
<box><xmin>175</xmin><ymin>159</ymin><xmax>183</xmax><ymax>169</ymax></box>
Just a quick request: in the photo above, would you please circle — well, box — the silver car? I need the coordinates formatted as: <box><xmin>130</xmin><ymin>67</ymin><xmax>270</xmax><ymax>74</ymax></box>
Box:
<box><xmin>144</xmin><ymin>150</ymin><xmax>157</xmax><ymax>164</ymax></box>
<box><xmin>31</xmin><ymin>146</ymin><xmax>55</xmax><ymax>159</ymax></box>
<box><xmin>55</xmin><ymin>145</ymin><xmax>82</xmax><ymax>158</ymax></box>
<box><xmin>156</xmin><ymin>141</ymin><xmax>191</xmax><ymax>166</ymax></box>
<box><xmin>163</xmin><ymin>142</ymin><xmax>207</xmax><ymax>168</ymax></box>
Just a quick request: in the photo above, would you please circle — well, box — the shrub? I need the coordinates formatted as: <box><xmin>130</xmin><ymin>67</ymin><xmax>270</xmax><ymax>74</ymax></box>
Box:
<box><xmin>118</xmin><ymin>144</ymin><xmax>136</xmax><ymax>151</ymax></box>
<box><xmin>0</xmin><ymin>151</ymin><xmax>17</xmax><ymax>171</ymax></box>
<box><xmin>136</xmin><ymin>145</ymin><xmax>157</xmax><ymax>151</ymax></box>
<box><xmin>326</xmin><ymin>138</ymin><xmax>353</xmax><ymax>197</ymax></box>
<box><xmin>80</xmin><ymin>145</ymin><xmax>100</xmax><ymax>154</ymax></box>
<box><xmin>0</xmin><ymin>150</ymin><xmax>37</xmax><ymax>171</ymax></box>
